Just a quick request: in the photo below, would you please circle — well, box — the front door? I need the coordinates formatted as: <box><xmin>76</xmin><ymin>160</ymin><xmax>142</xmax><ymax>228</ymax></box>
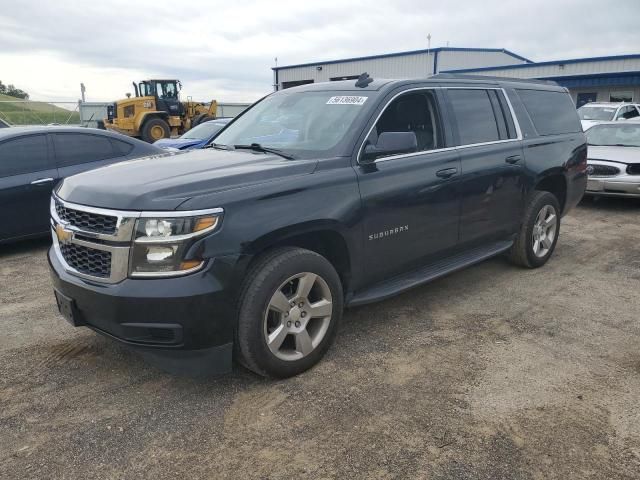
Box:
<box><xmin>444</xmin><ymin>88</ymin><xmax>526</xmax><ymax>245</ymax></box>
<box><xmin>356</xmin><ymin>88</ymin><xmax>461</xmax><ymax>284</ymax></box>
<box><xmin>154</xmin><ymin>81</ymin><xmax>182</xmax><ymax>117</ymax></box>
<box><xmin>0</xmin><ymin>134</ymin><xmax>57</xmax><ymax>240</ymax></box>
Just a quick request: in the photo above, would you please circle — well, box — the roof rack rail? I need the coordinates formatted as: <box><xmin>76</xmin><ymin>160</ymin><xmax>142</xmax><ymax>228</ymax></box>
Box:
<box><xmin>432</xmin><ymin>73</ymin><xmax>558</xmax><ymax>86</ymax></box>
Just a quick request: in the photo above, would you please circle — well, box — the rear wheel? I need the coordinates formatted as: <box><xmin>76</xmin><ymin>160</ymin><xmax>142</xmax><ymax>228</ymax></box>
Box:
<box><xmin>236</xmin><ymin>247</ymin><xmax>343</xmax><ymax>378</ymax></box>
<box><xmin>508</xmin><ymin>191</ymin><xmax>561</xmax><ymax>268</ymax></box>
<box><xmin>191</xmin><ymin>113</ymin><xmax>213</xmax><ymax>127</ymax></box>
<box><xmin>141</xmin><ymin>118</ymin><xmax>170</xmax><ymax>143</ymax></box>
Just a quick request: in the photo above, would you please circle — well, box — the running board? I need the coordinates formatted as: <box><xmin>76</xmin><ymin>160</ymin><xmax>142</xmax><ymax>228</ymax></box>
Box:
<box><xmin>347</xmin><ymin>240</ymin><xmax>513</xmax><ymax>307</ymax></box>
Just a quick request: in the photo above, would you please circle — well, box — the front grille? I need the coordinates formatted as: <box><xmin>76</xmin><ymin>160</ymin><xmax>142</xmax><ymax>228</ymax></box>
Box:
<box><xmin>55</xmin><ymin>203</ymin><xmax>117</xmax><ymax>235</ymax></box>
<box><xmin>60</xmin><ymin>243</ymin><xmax>112</xmax><ymax>278</ymax></box>
<box><xmin>627</xmin><ymin>164</ymin><xmax>640</xmax><ymax>176</ymax></box>
<box><xmin>588</xmin><ymin>164</ymin><xmax>620</xmax><ymax>177</ymax></box>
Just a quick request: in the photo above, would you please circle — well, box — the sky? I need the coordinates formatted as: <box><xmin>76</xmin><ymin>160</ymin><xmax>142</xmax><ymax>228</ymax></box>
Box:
<box><xmin>0</xmin><ymin>0</ymin><xmax>639</xmax><ymax>104</ymax></box>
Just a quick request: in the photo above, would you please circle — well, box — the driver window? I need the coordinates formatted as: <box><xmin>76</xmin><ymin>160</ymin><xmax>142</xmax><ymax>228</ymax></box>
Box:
<box><xmin>164</xmin><ymin>83</ymin><xmax>177</xmax><ymax>98</ymax></box>
<box><xmin>365</xmin><ymin>90</ymin><xmax>442</xmax><ymax>160</ymax></box>
<box><xmin>155</xmin><ymin>83</ymin><xmax>165</xmax><ymax>98</ymax></box>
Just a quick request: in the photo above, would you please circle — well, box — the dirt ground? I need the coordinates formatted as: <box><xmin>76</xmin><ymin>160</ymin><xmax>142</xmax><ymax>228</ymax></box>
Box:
<box><xmin>1</xmin><ymin>197</ymin><xmax>640</xmax><ymax>480</ymax></box>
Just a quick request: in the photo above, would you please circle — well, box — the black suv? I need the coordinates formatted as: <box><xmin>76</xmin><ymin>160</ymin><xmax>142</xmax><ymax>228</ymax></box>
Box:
<box><xmin>49</xmin><ymin>75</ymin><xmax>587</xmax><ymax>378</ymax></box>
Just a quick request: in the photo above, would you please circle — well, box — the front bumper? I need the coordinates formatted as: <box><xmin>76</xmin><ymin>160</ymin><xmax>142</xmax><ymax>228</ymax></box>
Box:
<box><xmin>49</xmin><ymin>246</ymin><xmax>240</xmax><ymax>372</ymax></box>
<box><xmin>586</xmin><ymin>176</ymin><xmax>640</xmax><ymax>197</ymax></box>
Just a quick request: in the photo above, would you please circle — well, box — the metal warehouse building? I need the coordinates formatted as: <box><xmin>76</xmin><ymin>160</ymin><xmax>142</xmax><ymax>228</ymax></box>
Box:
<box><xmin>273</xmin><ymin>47</ymin><xmax>640</xmax><ymax>108</ymax></box>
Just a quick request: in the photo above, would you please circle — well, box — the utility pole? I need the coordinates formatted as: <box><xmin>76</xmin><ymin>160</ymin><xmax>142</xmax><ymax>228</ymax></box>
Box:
<box><xmin>273</xmin><ymin>57</ymin><xmax>279</xmax><ymax>92</ymax></box>
<box><xmin>80</xmin><ymin>83</ymin><xmax>86</xmax><ymax>102</ymax></box>
<box><xmin>427</xmin><ymin>33</ymin><xmax>432</xmax><ymax>76</ymax></box>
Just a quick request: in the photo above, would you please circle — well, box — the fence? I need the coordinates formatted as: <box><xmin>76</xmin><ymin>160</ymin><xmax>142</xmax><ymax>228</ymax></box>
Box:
<box><xmin>0</xmin><ymin>100</ymin><xmax>81</xmax><ymax>126</ymax></box>
<box><xmin>0</xmin><ymin>100</ymin><xmax>251</xmax><ymax>128</ymax></box>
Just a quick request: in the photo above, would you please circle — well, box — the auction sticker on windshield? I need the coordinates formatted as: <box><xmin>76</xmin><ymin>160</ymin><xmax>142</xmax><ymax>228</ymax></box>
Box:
<box><xmin>326</xmin><ymin>96</ymin><xmax>368</xmax><ymax>105</ymax></box>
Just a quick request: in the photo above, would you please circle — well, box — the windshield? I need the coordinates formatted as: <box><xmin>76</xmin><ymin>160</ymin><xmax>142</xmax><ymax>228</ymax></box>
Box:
<box><xmin>182</xmin><ymin>121</ymin><xmax>226</xmax><ymax>140</ymax></box>
<box><xmin>587</xmin><ymin>124</ymin><xmax>640</xmax><ymax>147</ymax></box>
<box><xmin>578</xmin><ymin>106</ymin><xmax>616</xmax><ymax>121</ymax></box>
<box><xmin>213</xmin><ymin>91</ymin><xmax>372</xmax><ymax>157</ymax></box>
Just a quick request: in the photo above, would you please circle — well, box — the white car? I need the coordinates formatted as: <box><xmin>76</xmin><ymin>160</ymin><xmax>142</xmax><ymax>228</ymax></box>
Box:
<box><xmin>578</xmin><ymin>102</ymin><xmax>640</xmax><ymax>131</ymax></box>
<box><xmin>584</xmin><ymin>122</ymin><xmax>640</xmax><ymax>198</ymax></box>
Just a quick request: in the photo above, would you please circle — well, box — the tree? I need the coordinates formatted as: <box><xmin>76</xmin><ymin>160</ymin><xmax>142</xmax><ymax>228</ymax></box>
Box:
<box><xmin>0</xmin><ymin>80</ymin><xmax>29</xmax><ymax>99</ymax></box>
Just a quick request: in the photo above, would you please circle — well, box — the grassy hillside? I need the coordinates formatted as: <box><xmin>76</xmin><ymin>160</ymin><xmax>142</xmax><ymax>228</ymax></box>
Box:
<box><xmin>0</xmin><ymin>93</ymin><xmax>80</xmax><ymax>125</ymax></box>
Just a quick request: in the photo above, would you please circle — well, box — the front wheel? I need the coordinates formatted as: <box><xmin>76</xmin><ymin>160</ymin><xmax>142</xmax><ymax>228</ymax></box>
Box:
<box><xmin>508</xmin><ymin>191</ymin><xmax>561</xmax><ymax>268</ymax></box>
<box><xmin>236</xmin><ymin>247</ymin><xmax>343</xmax><ymax>378</ymax></box>
<box><xmin>141</xmin><ymin>118</ymin><xmax>170</xmax><ymax>143</ymax></box>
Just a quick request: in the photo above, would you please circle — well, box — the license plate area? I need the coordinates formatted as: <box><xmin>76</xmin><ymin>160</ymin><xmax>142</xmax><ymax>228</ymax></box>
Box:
<box><xmin>54</xmin><ymin>290</ymin><xmax>83</xmax><ymax>327</ymax></box>
<box><xmin>586</xmin><ymin>179</ymin><xmax>604</xmax><ymax>192</ymax></box>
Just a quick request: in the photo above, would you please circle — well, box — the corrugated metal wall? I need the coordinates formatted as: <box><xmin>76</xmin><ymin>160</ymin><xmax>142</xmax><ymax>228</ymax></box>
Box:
<box><xmin>276</xmin><ymin>50</ymin><xmax>525</xmax><ymax>87</ymax></box>
<box><xmin>437</xmin><ymin>51</ymin><xmax>524</xmax><ymax>72</ymax></box>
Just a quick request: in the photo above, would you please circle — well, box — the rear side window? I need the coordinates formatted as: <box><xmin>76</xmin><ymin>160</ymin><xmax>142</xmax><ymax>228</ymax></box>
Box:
<box><xmin>517</xmin><ymin>89</ymin><xmax>581</xmax><ymax>135</ymax></box>
<box><xmin>0</xmin><ymin>135</ymin><xmax>49</xmax><ymax>177</ymax></box>
<box><xmin>53</xmin><ymin>133</ymin><xmax>116</xmax><ymax>167</ymax></box>
<box><xmin>110</xmin><ymin>138</ymin><xmax>135</xmax><ymax>156</ymax></box>
<box><xmin>447</xmin><ymin>89</ymin><xmax>501</xmax><ymax>145</ymax></box>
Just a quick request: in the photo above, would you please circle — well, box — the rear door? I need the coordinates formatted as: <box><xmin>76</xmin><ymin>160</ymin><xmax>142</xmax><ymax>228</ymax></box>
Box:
<box><xmin>52</xmin><ymin>132</ymin><xmax>129</xmax><ymax>178</ymax></box>
<box><xmin>0</xmin><ymin>134</ymin><xmax>58</xmax><ymax>240</ymax></box>
<box><xmin>356</xmin><ymin>87</ymin><xmax>461</xmax><ymax>284</ymax></box>
<box><xmin>444</xmin><ymin>87</ymin><xmax>525</xmax><ymax>245</ymax></box>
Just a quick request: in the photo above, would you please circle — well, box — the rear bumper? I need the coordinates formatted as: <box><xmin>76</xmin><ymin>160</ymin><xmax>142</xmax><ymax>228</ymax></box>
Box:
<box><xmin>49</xmin><ymin>246</ymin><xmax>243</xmax><ymax>372</ymax></box>
<box><xmin>586</xmin><ymin>176</ymin><xmax>640</xmax><ymax>197</ymax></box>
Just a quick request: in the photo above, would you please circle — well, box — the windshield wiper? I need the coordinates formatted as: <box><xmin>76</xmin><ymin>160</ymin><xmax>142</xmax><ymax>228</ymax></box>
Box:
<box><xmin>204</xmin><ymin>142</ymin><xmax>230</xmax><ymax>150</ymax></box>
<box><xmin>233</xmin><ymin>143</ymin><xmax>295</xmax><ymax>160</ymax></box>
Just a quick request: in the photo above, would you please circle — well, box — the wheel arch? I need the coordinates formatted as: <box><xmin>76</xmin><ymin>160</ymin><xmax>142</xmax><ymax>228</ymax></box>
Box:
<box><xmin>244</xmin><ymin>222</ymin><xmax>354</xmax><ymax>294</ymax></box>
<box><xmin>135</xmin><ymin>111</ymin><xmax>169</xmax><ymax>132</ymax></box>
<box><xmin>534</xmin><ymin>170</ymin><xmax>568</xmax><ymax>214</ymax></box>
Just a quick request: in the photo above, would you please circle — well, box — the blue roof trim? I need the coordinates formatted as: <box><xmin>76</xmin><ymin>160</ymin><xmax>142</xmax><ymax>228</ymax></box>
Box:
<box><xmin>441</xmin><ymin>53</ymin><xmax>640</xmax><ymax>74</ymax></box>
<box><xmin>273</xmin><ymin>47</ymin><xmax>532</xmax><ymax>71</ymax></box>
<box><xmin>540</xmin><ymin>71</ymin><xmax>640</xmax><ymax>88</ymax></box>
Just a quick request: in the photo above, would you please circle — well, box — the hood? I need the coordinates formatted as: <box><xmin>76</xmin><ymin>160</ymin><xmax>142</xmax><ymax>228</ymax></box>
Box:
<box><xmin>581</xmin><ymin>120</ymin><xmax>600</xmax><ymax>131</ymax></box>
<box><xmin>154</xmin><ymin>137</ymin><xmax>205</xmax><ymax>150</ymax></box>
<box><xmin>588</xmin><ymin>145</ymin><xmax>640</xmax><ymax>164</ymax></box>
<box><xmin>56</xmin><ymin>149</ymin><xmax>318</xmax><ymax>210</ymax></box>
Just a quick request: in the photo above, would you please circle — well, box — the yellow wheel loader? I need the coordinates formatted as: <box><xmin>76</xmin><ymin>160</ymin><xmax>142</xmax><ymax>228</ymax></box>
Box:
<box><xmin>102</xmin><ymin>80</ymin><xmax>218</xmax><ymax>143</ymax></box>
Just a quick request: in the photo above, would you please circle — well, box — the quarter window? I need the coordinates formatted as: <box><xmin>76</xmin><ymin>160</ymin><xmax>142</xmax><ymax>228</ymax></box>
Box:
<box><xmin>517</xmin><ymin>89</ymin><xmax>582</xmax><ymax>136</ymax></box>
<box><xmin>0</xmin><ymin>135</ymin><xmax>49</xmax><ymax>177</ymax></box>
<box><xmin>447</xmin><ymin>89</ymin><xmax>501</xmax><ymax>145</ymax></box>
<box><xmin>53</xmin><ymin>133</ymin><xmax>116</xmax><ymax>167</ymax></box>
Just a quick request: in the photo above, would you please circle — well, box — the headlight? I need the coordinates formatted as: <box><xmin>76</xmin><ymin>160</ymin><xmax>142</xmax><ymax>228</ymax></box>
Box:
<box><xmin>129</xmin><ymin>210</ymin><xmax>222</xmax><ymax>277</ymax></box>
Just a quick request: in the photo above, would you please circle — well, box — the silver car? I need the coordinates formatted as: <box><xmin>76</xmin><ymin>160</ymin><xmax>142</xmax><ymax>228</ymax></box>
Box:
<box><xmin>585</xmin><ymin>122</ymin><xmax>640</xmax><ymax>198</ymax></box>
<box><xmin>578</xmin><ymin>102</ymin><xmax>640</xmax><ymax>131</ymax></box>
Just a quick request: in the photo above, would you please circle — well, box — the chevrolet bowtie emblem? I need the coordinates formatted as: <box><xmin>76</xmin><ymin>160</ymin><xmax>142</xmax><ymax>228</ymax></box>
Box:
<box><xmin>55</xmin><ymin>224</ymin><xmax>73</xmax><ymax>244</ymax></box>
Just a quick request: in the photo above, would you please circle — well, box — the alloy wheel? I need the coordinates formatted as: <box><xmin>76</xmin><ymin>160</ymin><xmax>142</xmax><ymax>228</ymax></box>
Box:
<box><xmin>532</xmin><ymin>204</ymin><xmax>557</xmax><ymax>257</ymax></box>
<box><xmin>263</xmin><ymin>272</ymin><xmax>333</xmax><ymax>361</ymax></box>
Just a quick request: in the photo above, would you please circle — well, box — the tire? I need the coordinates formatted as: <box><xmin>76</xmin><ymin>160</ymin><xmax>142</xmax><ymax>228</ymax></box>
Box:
<box><xmin>508</xmin><ymin>191</ymin><xmax>561</xmax><ymax>268</ymax></box>
<box><xmin>141</xmin><ymin>117</ymin><xmax>170</xmax><ymax>143</ymax></box>
<box><xmin>96</xmin><ymin>120</ymin><xmax>105</xmax><ymax>130</ymax></box>
<box><xmin>191</xmin><ymin>113</ymin><xmax>213</xmax><ymax>127</ymax></box>
<box><xmin>236</xmin><ymin>247</ymin><xmax>344</xmax><ymax>378</ymax></box>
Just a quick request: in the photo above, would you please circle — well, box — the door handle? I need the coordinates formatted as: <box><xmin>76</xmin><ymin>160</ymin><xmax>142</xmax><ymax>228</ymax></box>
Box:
<box><xmin>505</xmin><ymin>155</ymin><xmax>522</xmax><ymax>164</ymax></box>
<box><xmin>30</xmin><ymin>177</ymin><xmax>54</xmax><ymax>186</ymax></box>
<box><xmin>436</xmin><ymin>167</ymin><xmax>458</xmax><ymax>179</ymax></box>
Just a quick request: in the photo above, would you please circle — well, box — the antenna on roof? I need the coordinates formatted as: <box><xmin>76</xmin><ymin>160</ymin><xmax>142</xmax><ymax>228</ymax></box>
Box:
<box><xmin>355</xmin><ymin>72</ymin><xmax>373</xmax><ymax>88</ymax></box>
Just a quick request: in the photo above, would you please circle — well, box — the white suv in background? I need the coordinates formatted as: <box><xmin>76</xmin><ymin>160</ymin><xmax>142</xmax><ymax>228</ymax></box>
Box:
<box><xmin>578</xmin><ymin>102</ymin><xmax>640</xmax><ymax>131</ymax></box>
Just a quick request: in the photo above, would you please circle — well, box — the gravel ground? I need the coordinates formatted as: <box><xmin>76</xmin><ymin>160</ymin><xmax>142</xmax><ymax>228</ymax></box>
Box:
<box><xmin>1</xmin><ymin>197</ymin><xmax>640</xmax><ymax>480</ymax></box>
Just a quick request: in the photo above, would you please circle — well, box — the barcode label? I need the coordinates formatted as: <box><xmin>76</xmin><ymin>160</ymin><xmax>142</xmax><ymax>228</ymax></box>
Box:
<box><xmin>326</xmin><ymin>96</ymin><xmax>368</xmax><ymax>105</ymax></box>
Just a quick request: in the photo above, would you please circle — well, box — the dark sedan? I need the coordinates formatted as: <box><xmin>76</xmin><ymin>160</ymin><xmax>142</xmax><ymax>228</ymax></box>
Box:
<box><xmin>0</xmin><ymin>126</ymin><xmax>163</xmax><ymax>243</ymax></box>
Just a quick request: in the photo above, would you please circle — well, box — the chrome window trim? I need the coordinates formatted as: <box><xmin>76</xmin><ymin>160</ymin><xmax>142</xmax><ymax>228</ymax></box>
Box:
<box><xmin>356</xmin><ymin>86</ymin><xmax>523</xmax><ymax>165</ymax></box>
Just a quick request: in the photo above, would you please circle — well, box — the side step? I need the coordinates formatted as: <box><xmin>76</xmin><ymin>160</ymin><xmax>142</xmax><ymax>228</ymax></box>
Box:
<box><xmin>347</xmin><ymin>240</ymin><xmax>513</xmax><ymax>307</ymax></box>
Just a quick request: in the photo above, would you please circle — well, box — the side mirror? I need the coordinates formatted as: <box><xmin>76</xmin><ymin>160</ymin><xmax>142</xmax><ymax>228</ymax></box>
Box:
<box><xmin>361</xmin><ymin>132</ymin><xmax>418</xmax><ymax>162</ymax></box>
